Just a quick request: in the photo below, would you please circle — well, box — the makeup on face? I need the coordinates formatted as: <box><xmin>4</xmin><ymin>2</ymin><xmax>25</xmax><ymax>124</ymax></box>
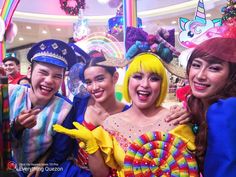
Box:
<box><xmin>189</xmin><ymin>58</ymin><xmax>230</xmax><ymax>99</ymax></box>
<box><xmin>128</xmin><ymin>71</ymin><xmax>161</xmax><ymax>109</ymax></box>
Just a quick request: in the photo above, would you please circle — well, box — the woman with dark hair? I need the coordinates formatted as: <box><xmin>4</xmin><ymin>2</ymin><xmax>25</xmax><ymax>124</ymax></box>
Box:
<box><xmin>186</xmin><ymin>37</ymin><xmax>236</xmax><ymax>176</ymax></box>
<box><xmin>56</xmin><ymin>50</ymin><xmax>129</xmax><ymax>177</ymax></box>
<box><xmin>56</xmin><ymin>49</ymin><xmax>192</xmax><ymax>177</ymax></box>
<box><xmin>54</xmin><ymin>52</ymin><xmax>199</xmax><ymax>176</ymax></box>
<box><xmin>74</xmin><ymin>50</ymin><xmax>129</xmax><ymax>132</ymax></box>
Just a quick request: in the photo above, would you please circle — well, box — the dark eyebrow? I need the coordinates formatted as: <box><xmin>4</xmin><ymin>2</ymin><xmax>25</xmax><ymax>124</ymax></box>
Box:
<box><xmin>150</xmin><ymin>72</ymin><xmax>161</xmax><ymax>77</ymax></box>
<box><xmin>95</xmin><ymin>74</ymin><xmax>105</xmax><ymax>79</ymax></box>
<box><xmin>84</xmin><ymin>74</ymin><xmax>104</xmax><ymax>82</ymax></box>
<box><xmin>38</xmin><ymin>68</ymin><xmax>48</xmax><ymax>73</ymax></box>
<box><xmin>194</xmin><ymin>58</ymin><xmax>224</xmax><ymax>65</ymax></box>
<box><xmin>208</xmin><ymin>60</ymin><xmax>224</xmax><ymax>65</ymax></box>
<box><xmin>55</xmin><ymin>73</ymin><xmax>63</xmax><ymax>78</ymax></box>
<box><xmin>133</xmin><ymin>72</ymin><xmax>142</xmax><ymax>75</ymax></box>
<box><xmin>192</xmin><ymin>59</ymin><xmax>202</xmax><ymax>63</ymax></box>
<box><xmin>38</xmin><ymin>68</ymin><xmax>63</xmax><ymax>77</ymax></box>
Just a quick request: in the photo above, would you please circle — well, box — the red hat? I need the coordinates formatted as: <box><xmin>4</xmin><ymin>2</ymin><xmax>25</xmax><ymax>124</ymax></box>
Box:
<box><xmin>194</xmin><ymin>37</ymin><xmax>236</xmax><ymax>63</ymax></box>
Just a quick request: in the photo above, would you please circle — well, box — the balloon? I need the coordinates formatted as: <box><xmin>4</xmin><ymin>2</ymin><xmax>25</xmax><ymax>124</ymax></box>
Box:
<box><xmin>0</xmin><ymin>17</ymin><xmax>5</xmax><ymax>41</ymax></box>
<box><xmin>5</xmin><ymin>22</ymin><xmax>18</xmax><ymax>43</ymax></box>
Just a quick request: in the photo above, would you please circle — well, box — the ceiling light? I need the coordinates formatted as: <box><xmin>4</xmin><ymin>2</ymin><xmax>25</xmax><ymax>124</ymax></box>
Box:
<box><xmin>18</xmin><ymin>37</ymin><xmax>24</xmax><ymax>41</ymax></box>
<box><xmin>12</xmin><ymin>0</ymin><xmax>221</xmax><ymax>23</ymax></box>
<box><xmin>206</xmin><ymin>13</ymin><xmax>211</xmax><ymax>17</ymax></box>
<box><xmin>171</xmin><ymin>21</ymin><xmax>177</xmax><ymax>24</ymax></box>
<box><xmin>42</xmin><ymin>30</ymin><xmax>47</xmax><ymax>34</ymax></box>
<box><xmin>26</xmin><ymin>26</ymin><xmax>31</xmax><ymax>30</ymax></box>
<box><xmin>56</xmin><ymin>28</ymin><xmax>61</xmax><ymax>31</ymax></box>
<box><xmin>97</xmin><ymin>0</ymin><xmax>109</xmax><ymax>4</ymax></box>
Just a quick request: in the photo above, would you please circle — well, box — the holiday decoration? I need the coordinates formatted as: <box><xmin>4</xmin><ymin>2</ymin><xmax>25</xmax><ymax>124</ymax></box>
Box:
<box><xmin>221</xmin><ymin>0</ymin><xmax>236</xmax><ymax>38</ymax></box>
<box><xmin>60</xmin><ymin>0</ymin><xmax>85</xmax><ymax>16</ymax></box>
<box><xmin>178</xmin><ymin>0</ymin><xmax>222</xmax><ymax>48</ymax></box>
<box><xmin>222</xmin><ymin>0</ymin><xmax>236</xmax><ymax>22</ymax></box>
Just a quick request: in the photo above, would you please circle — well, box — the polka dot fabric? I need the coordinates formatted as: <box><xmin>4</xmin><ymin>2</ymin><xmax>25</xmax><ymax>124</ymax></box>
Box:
<box><xmin>124</xmin><ymin>131</ymin><xmax>198</xmax><ymax>177</ymax></box>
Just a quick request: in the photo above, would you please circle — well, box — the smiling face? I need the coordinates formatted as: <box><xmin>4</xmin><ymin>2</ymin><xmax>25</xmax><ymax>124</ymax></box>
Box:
<box><xmin>123</xmin><ymin>53</ymin><xmax>168</xmax><ymax>107</ymax></box>
<box><xmin>3</xmin><ymin>60</ymin><xmax>19</xmax><ymax>76</ymax></box>
<box><xmin>188</xmin><ymin>57</ymin><xmax>230</xmax><ymax>100</ymax></box>
<box><xmin>29</xmin><ymin>62</ymin><xmax>64</xmax><ymax>106</ymax></box>
<box><xmin>128</xmin><ymin>71</ymin><xmax>162</xmax><ymax>110</ymax></box>
<box><xmin>84</xmin><ymin>66</ymin><xmax>118</xmax><ymax>103</ymax></box>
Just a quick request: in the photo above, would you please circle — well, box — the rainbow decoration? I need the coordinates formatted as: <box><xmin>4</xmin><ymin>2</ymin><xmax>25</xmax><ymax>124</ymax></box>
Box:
<box><xmin>123</xmin><ymin>0</ymin><xmax>138</xmax><ymax>28</ymax></box>
<box><xmin>123</xmin><ymin>0</ymin><xmax>139</xmax><ymax>52</ymax></box>
<box><xmin>124</xmin><ymin>131</ymin><xmax>198</xmax><ymax>176</ymax></box>
<box><xmin>0</xmin><ymin>0</ymin><xmax>20</xmax><ymax>62</ymax></box>
<box><xmin>0</xmin><ymin>77</ymin><xmax>11</xmax><ymax>170</ymax></box>
<box><xmin>195</xmin><ymin>0</ymin><xmax>206</xmax><ymax>25</ymax></box>
<box><xmin>76</xmin><ymin>32</ymin><xmax>124</xmax><ymax>58</ymax></box>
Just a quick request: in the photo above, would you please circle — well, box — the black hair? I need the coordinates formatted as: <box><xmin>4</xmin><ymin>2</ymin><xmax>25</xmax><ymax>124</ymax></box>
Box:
<box><xmin>17</xmin><ymin>76</ymin><xmax>31</xmax><ymax>85</ymax></box>
<box><xmin>83</xmin><ymin>50</ymin><xmax>116</xmax><ymax>77</ymax></box>
<box><xmin>3</xmin><ymin>57</ymin><xmax>20</xmax><ymax>65</ymax></box>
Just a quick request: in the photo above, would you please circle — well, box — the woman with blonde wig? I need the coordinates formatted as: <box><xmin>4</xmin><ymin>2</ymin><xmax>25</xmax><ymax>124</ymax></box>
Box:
<box><xmin>53</xmin><ymin>52</ymin><xmax>198</xmax><ymax>176</ymax></box>
<box><xmin>98</xmin><ymin>52</ymin><xmax>199</xmax><ymax>176</ymax></box>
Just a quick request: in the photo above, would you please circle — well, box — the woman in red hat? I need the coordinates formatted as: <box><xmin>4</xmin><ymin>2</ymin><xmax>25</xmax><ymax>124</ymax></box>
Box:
<box><xmin>186</xmin><ymin>37</ymin><xmax>236</xmax><ymax>177</ymax></box>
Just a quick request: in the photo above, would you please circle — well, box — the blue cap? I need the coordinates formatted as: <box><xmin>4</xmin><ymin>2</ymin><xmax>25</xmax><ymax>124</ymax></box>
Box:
<box><xmin>68</xmin><ymin>43</ymin><xmax>89</xmax><ymax>64</ymax></box>
<box><xmin>27</xmin><ymin>39</ymin><xmax>76</xmax><ymax>70</ymax></box>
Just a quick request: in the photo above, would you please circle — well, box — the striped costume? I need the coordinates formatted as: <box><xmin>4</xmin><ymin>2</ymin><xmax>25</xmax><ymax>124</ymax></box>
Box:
<box><xmin>9</xmin><ymin>84</ymin><xmax>74</xmax><ymax>177</ymax></box>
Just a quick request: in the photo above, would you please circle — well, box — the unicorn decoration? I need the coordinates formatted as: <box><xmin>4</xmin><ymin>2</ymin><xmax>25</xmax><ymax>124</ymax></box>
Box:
<box><xmin>178</xmin><ymin>0</ymin><xmax>223</xmax><ymax>48</ymax></box>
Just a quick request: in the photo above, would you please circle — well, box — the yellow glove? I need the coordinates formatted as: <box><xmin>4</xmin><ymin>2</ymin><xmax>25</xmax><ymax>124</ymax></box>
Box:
<box><xmin>53</xmin><ymin>122</ymin><xmax>99</xmax><ymax>154</ymax></box>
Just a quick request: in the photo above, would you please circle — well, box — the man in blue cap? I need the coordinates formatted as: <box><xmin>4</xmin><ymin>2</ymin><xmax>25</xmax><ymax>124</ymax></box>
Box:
<box><xmin>8</xmin><ymin>39</ymin><xmax>77</xmax><ymax>177</ymax></box>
